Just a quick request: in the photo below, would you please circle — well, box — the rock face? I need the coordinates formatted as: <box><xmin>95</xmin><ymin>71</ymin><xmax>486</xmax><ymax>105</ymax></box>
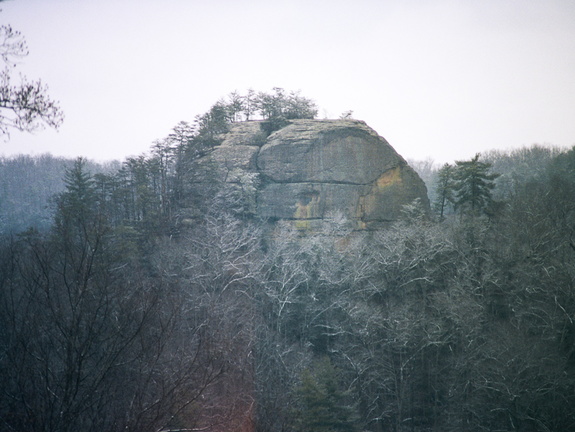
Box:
<box><xmin>188</xmin><ymin>119</ymin><xmax>430</xmax><ymax>229</ymax></box>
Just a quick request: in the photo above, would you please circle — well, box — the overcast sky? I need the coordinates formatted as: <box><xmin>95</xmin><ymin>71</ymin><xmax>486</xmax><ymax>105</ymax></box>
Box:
<box><xmin>1</xmin><ymin>0</ymin><xmax>574</xmax><ymax>164</ymax></box>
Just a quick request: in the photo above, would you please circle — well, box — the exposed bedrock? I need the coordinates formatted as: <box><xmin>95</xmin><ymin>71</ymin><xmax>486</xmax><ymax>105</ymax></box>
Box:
<box><xmin>187</xmin><ymin>119</ymin><xmax>430</xmax><ymax>229</ymax></box>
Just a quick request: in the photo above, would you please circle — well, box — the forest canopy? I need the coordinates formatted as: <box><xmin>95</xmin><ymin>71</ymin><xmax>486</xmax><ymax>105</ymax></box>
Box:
<box><xmin>0</xmin><ymin>91</ymin><xmax>574</xmax><ymax>431</ymax></box>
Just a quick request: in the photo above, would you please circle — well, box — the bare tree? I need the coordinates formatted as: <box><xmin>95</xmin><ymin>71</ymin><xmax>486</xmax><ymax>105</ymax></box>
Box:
<box><xmin>180</xmin><ymin>213</ymin><xmax>264</xmax><ymax>431</ymax></box>
<box><xmin>0</xmin><ymin>164</ymin><xmax>229</xmax><ymax>432</ymax></box>
<box><xmin>0</xmin><ymin>23</ymin><xmax>63</xmax><ymax>137</ymax></box>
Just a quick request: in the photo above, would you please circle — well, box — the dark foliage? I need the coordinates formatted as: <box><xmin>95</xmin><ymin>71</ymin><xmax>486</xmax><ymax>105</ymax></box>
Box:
<box><xmin>0</xmin><ymin>155</ymin><xmax>117</xmax><ymax>234</ymax></box>
<box><xmin>0</xmin><ymin>90</ymin><xmax>573</xmax><ymax>431</ymax></box>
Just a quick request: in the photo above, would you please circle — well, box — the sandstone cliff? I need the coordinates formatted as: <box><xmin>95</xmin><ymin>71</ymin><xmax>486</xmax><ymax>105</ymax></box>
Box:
<box><xmin>185</xmin><ymin>119</ymin><xmax>429</xmax><ymax>229</ymax></box>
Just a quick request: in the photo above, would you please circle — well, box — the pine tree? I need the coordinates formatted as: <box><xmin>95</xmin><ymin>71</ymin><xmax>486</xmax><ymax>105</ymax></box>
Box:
<box><xmin>54</xmin><ymin>157</ymin><xmax>100</xmax><ymax>241</ymax></box>
<box><xmin>294</xmin><ymin>357</ymin><xmax>358</xmax><ymax>432</ymax></box>
<box><xmin>453</xmin><ymin>153</ymin><xmax>499</xmax><ymax>217</ymax></box>
<box><xmin>433</xmin><ymin>163</ymin><xmax>456</xmax><ymax>219</ymax></box>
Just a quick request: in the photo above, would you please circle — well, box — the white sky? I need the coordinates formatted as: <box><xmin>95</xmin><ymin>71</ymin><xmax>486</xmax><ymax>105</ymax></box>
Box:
<box><xmin>1</xmin><ymin>0</ymin><xmax>574</xmax><ymax>164</ymax></box>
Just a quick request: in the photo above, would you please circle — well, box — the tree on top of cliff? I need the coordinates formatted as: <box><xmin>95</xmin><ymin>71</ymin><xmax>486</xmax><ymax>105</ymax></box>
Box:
<box><xmin>197</xmin><ymin>88</ymin><xmax>318</xmax><ymax>129</ymax></box>
<box><xmin>190</xmin><ymin>88</ymin><xmax>318</xmax><ymax>150</ymax></box>
<box><xmin>255</xmin><ymin>87</ymin><xmax>318</xmax><ymax>121</ymax></box>
<box><xmin>255</xmin><ymin>87</ymin><xmax>318</xmax><ymax>134</ymax></box>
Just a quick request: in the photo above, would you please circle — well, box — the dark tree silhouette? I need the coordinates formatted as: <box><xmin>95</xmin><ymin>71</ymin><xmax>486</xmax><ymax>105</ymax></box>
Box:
<box><xmin>453</xmin><ymin>153</ymin><xmax>499</xmax><ymax>217</ymax></box>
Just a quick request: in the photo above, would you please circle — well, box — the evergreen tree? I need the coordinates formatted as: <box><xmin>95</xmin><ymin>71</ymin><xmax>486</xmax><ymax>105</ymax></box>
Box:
<box><xmin>227</xmin><ymin>90</ymin><xmax>245</xmax><ymax>122</ymax></box>
<box><xmin>256</xmin><ymin>87</ymin><xmax>318</xmax><ymax>134</ymax></box>
<box><xmin>54</xmin><ymin>157</ymin><xmax>101</xmax><ymax>243</ymax></box>
<box><xmin>193</xmin><ymin>100</ymin><xmax>231</xmax><ymax>148</ymax></box>
<box><xmin>452</xmin><ymin>153</ymin><xmax>499</xmax><ymax>217</ymax></box>
<box><xmin>294</xmin><ymin>357</ymin><xmax>357</xmax><ymax>432</ymax></box>
<box><xmin>433</xmin><ymin>162</ymin><xmax>456</xmax><ymax>219</ymax></box>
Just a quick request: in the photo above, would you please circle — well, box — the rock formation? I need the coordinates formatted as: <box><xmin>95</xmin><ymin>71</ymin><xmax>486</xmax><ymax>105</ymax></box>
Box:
<box><xmin>186</xmin><ymin>119</ymin><xmax>429</xmax><ymax>230</ymax></box>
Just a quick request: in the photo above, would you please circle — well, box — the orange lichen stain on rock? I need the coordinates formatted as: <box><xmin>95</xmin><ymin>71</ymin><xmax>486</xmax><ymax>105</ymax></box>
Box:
<box><xmin>376</xmin><ymin>166</ymin><xmax>402</xmax><ymax>189</ymax></box>
<box><xmin>294</xmin><ymin>200</ymin><xmax>315</xmax><ymax>219</ymax></box>
<box><xmin>294</xmin><ymin>192</ymin><xmax>320</xmax><ymax>229</ymax></box>
<box><xmin>356</xmin><ymin>167</ymin><xmax>403</xmax><ymax>225</ymax></box>
<box><xmin>294</xmin><ymin>219</ymin><xmax>311</xmax><ymax>229</ymax></box>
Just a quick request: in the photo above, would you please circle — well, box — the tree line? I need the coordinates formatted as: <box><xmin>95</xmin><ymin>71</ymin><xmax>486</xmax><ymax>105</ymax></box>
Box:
<box><xmin>1</xmin><ymin>93</ymin><xmax>575</xmax><ymax>430</ymax></box>
<box><xmin>0</xmin><ymin>87</ymin><xmax>316</xmax><ymax>235</ymax></box>
<box><xmin>3</xmin><ymin>17</ymin><xmax>570</xmax><ymax>431</ymax></box>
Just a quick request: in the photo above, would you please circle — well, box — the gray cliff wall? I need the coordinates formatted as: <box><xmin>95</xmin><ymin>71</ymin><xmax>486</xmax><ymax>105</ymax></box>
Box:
<box><xmin>187</xmin><ymin>119</ymin><xmax>430</xmax><ymax>229</ymax></box>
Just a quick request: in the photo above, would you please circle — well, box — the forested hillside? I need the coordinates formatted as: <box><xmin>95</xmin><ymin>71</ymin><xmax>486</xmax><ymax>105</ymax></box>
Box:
<box><xmin>1</xmin><ymin>91</ymin><xmax>574</xmax><ymax>432</ymax></box>
<box><xmin>0</xmin><ymin>155</ymin><xmax>118</xmax><ymax>234</ymax></box>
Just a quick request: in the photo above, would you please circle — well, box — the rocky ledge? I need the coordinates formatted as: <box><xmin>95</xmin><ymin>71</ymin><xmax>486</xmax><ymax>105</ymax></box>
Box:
<box><xmin>186</xmin><ymin>119</ymin><xmax>430</xmax><ymax>230</ymax></box>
